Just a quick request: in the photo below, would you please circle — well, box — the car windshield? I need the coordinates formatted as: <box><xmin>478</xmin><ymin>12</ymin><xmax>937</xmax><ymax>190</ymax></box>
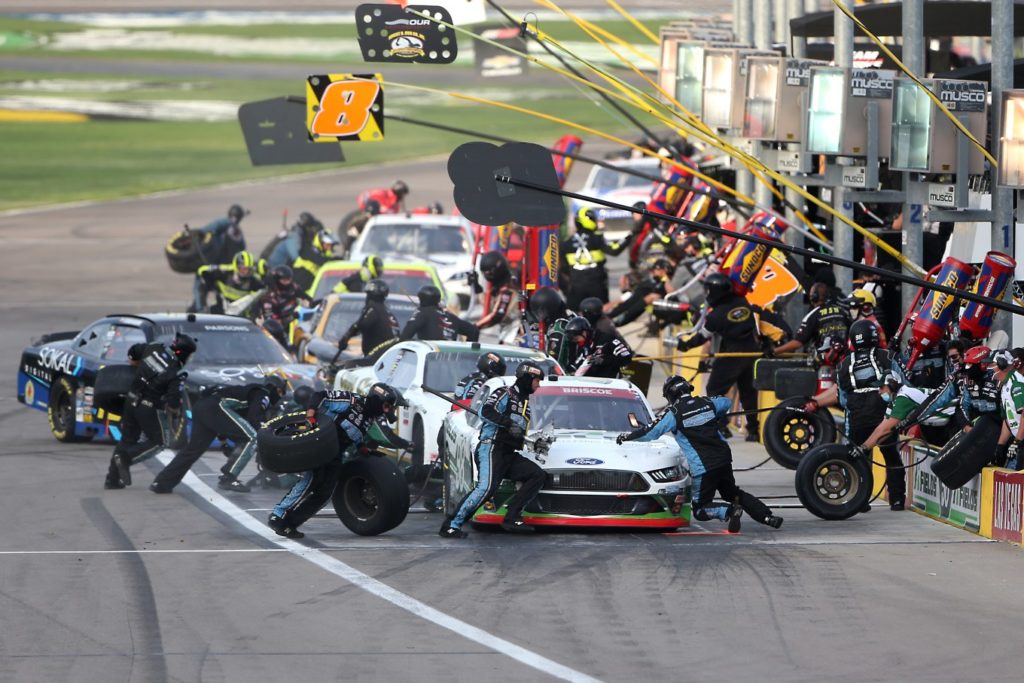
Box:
<box><xmin>155</xmin><ymin>322</ymin><xmax>291</xmax><ymax>365</ymax></box>
<box><xmin>423</xmin><ymin>352</ymin><xmax>559</xmax><ymax>393</ymax></box>
<box><xmin>322</xmin><ymin>298</ymin><xmax>418</xmax><ymax>341</ymax></box>
<box><xmin>313</xmin><ymin>268</ymin><xmax>437</xmax><ymax>300</ymax></box>
<box><xmin>590</xmin><ymin>166</ymin><xmax>656</xmax><ymax>193</ymax></box>
<box><xmin>529</xmin><ymin>386</ymin><xmax>651</xmax><ymax>432</ymax></box>
<box><xmin>361</xmin><ymin>223</ymin><xmax>468</xmax><ymax>254</ymax></box>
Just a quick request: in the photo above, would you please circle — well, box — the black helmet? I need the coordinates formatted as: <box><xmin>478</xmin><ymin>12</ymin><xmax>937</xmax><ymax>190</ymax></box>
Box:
<box><xmin>170</xmin><ymin>333</ymin><xmax>197</xmax><ymax>362</ymax></box>
<box><xmin>362</xmin><ymin>254</ymin><xmax>384</xmax><ymax>279</ymax></box>
<box><xmin>651</xmin><ymin>257</ymin><xmax>672</xmax><ymax>274</ymax></box>
<box><xmin>365</xmin><ymin>382</ymin><xmax>405</xmax><ymax>420</ymax></box>
<box><xmin>127</xmin><ymin>343</ymin><xmax>148</xmax><ymax>362</ymax></box>
<box><xmin>514</xmin><ymin>360</ymin><xmax>545</xmax><ymax>395</ymax></box>
<box><xmin>848</xmin><ymin>319</ymin><xmax>880</xmax><ymax>350</ymax></box>
<box><xmin>228</xmin><ymin>204</ymin><xmax>246</xmax><ymax>222</ymax></box>
<box><xmin>564</xmin><ymin>316</ymin><xmax>592</xmax><ymax>347</ymax></box>
<box><xmin>575</xmin><ymin>206</ymin><xmax>598</xmax><ymax>231</ymax></box>
<box><xmin>663</xmin><ymin>375</ymin><xmax>693</xmax><ymax>402</ymax></box>
<box><xmin>428</xmin><ymin>201</ymin><xmax>444</xmax><ymax>214</ymax></box>
<box><xmin>479</xmin><ymin>251</ymin><xmax>510</xmax><ymax>283</ymax></box>
<box><xmin>264</xmin><ymin>374</ymin><xmax>288</xmax><ymax>398</ymax></box>
<box><xmin>365</xmin><ymin>278</ymin><xmax>389</xmax><ymax>301</ymax></box>
<box><xmin>297</xmin><ymin>211</ymin><xmax>316</xmax><ymax>229</ymax></box>
<box><xmin>271</xmin><ymin>264</ymin><xmax>293</xmax><ymax>288</ymax></box>
<box><xmin>417</xmin><ymin>284</ymin><xmax>442</xmax><ymax>307</ymax></box>
<box><xmin>364</xmin><ymin>199</ymin><xmax>382</xmax><ymax>216</ymax></box>
<box><xmin>578</xmin><ymin>297</ymin><xmax>604</xmax><ymax>325</ymax></box>
<box><xmin>292</xmin><ymin>385</ymin><xmax>314</xmax><ymax>409</ymax></box>
<box><xmin>392</xmin><ymin>180</ymin><xmax>409</xmax><ymax>198</ymax></box>
<box><xmin>477</xmin><ymin>351</ymin><xmax>507</xmax><ymax>378</ymax></box>
<box><xmin>529</xmin><ymin>286</ymin><xmax>565</xmax><ymax>325</ymax></box>
<box><xmin>703</xmin><ymin>272</ymin><xmax>732</xmax><ymax>305</ymax></box>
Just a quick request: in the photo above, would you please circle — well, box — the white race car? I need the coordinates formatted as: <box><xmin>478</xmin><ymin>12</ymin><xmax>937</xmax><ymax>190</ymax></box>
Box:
<box><xmin>441</xmin><ymin>376</ymin><xmax>692</xmax><ymax>529</ymax></box>
<box><xmin>333</xmin><ymin>340</ymin><xmax>559</xmax><ymax>467</ymax></box>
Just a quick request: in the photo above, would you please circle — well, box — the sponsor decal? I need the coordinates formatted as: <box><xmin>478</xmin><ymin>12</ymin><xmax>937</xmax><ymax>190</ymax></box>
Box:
<box><xmin>306</xmin><ymin>73</ymin><xmax>385</xmax><ymax>142</ymax></box>
<box><xmin>909</xmin><ymin>443</ymin><xmax>980</xmax><ymax>530</ymax></box>
<box><xmin>842</xmin><ymin>168</ymin><xmax>867</xmax><ymax>187</ymax></box>
<box><xmin>784</xmin><ymin>59</ymin><xmax>812</xmax><ymax>87</ymax></box>
<box><xmin>727</xmin><ymin>307</ymin><xmax>751</xmax><ymax>322</ymax></box>
<box><xmin>38</xmin><ymin>347</ymin><xmax>80</xmax><ymax>375</ymax></box>
<box><xmin>566</xmin><ymin>458</ymin><xmax>604</xmax><ymax>466</ymax></box>
<box><xmin>992</xmin><ymin>471</ymin><xmax>1024</xmax><ymax>543</ymax></box>
<box><xmin>937</xmin><ymin>81</ymin><xmax>986</xmax><ymax>113</ymax></box>
<box><xmin>24</xmin><ymin>378</ymin><xmax>35</xmax><ymax>406</ymax></box>
<box><xmin>543</xmin><ymin>233</ymin><xmax>559</xmax><ymax>280</ymax></box>
<box><xmin>927</xmin><ymin>184</ymin><xmax>956</xmax><ymax>208</ymax></box>
<box><xmin>202</xmin><ymin>324</ymin><xmax>252</xmax><ymax>332</ymax></box>
<box><xmin>928</xmin><ymin>272</ymin><xmax>959</xmax><ymax>320</ymax></box>
<box><xmin>388</xmin><ymin>31</ymin><xmax>426</xmax><ymax>59</ymax></box>
<box><xmin>849</xmin><ymin>69</ymin><xmax>895</xmax><ymax>98</ymax></box>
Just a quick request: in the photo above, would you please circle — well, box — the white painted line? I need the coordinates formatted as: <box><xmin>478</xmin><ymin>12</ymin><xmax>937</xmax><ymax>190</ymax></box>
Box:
<box><xmin>0</xmin><ymin>548</ymin><xmax>288</xmax><ymax>555</ymax></box>
<box><xmin>155</xmin><ymin>450</ymin><xmax>603</xmax><ymax>683</ymax></box>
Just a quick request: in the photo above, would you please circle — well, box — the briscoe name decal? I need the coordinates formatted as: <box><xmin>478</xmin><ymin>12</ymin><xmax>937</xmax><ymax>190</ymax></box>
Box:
<box><xmin>38</xmin><ymin>347</ymin><xmax>80</xmax><ymax>375</ymax></box>
<box><xmin>560</xmin><ymin>387</ymin><xmax>613</xmax><ymax>396</ymax></box>
<box><xmin>566</xmin><ymin>457</ymin><xmax>604</xmax><ymax>465</ymax></box>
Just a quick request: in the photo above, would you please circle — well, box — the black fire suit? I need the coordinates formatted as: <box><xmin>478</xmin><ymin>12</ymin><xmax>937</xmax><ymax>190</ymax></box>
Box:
<box><xmin>106</xmin><ymin>343</ymin><xmax>186</xmax><ymax>486</ymax></box>
<box><xmin>566</xmin><ymin>319</ymin><xmax>634</xmax><ymax>378</ymax></box>
<box><xmin>793</xmin><ymin>299</ymin><xmax>851</xmax><ymax>363</ymax></box>
<box><xmin>836</xmin><ymin>347</ymin><xmax>905</xmax><ymax>504</ymax></box>
<box><xmin>259</xmin><ymin>281</ymin><xmax>304</xmax><ymax>327</ymax></box>
<box><xmin>272</xmin><ymin>390</ymin><xmax>411</xmax><ymax>530</ymax></box>
<box><xmin>152</xmin><ymin>382</ymin><xmax>280</xmax><ymax>490</ymax></box>
<box><xmin>446</xmin><ymin>382</ymin><xmax>546</xmax><ymax>531</ymax></box>
<box><xmin>339</xmin><ymin>299</ymin><xmax>399</xmax><ymax>359</ymax></box>
<box><xmin>622</xmin><ymin>394</ymin><xmax>775</xmax><ymax>524</ymax></box>
<box><xmin>678</xmin><ymin>293</ymin><xmax>763</xmax><ymax>437</ymax></box>
<box><xmin>559</xmin><ymin>230</ymin><xmax>632</xmax><ymax>310</ymax></box>
<box><xmin>607</xmin><ymin>274</ymin><xmax>667</xmax><ymax>327</ymax></box>
<box><xmin>400</xmin><ymin>305</ymin><xmax>479</xmax><ymax>342</ymax></box>
<box><xmin>292</xmin><ymin>245</ymin><xmax>331</xmax><ymax>295</ymax></box>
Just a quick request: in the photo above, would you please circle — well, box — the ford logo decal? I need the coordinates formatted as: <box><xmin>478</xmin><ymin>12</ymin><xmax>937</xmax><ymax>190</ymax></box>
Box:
<box><xmin>566</xmin><ymin>457</ymin><xmax>603</xmax><ymax>466</ymax></box>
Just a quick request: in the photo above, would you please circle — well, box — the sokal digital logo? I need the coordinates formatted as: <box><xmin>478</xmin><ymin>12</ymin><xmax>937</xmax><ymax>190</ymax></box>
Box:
<box><xmin>567</xmin><ymin>458</ymin><xmax>604</xmax><ymax>466</ymax></box>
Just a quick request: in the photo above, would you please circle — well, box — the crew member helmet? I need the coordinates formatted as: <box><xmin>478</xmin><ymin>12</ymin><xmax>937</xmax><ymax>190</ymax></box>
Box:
<box><xmin>663</xmin><ymin>375</ymin><xmax>694</xmax><ymax>402</ymax></box>
<box><xmin>417</xmin><ymin>284</ymin><xmax>442</xmax><ymax>307</ymax></box>
<box><xmin>578</xmin><ymin>297</ymin><xmax>604</xmax><ymax>325</ymax></box>
<box><xmin>170</xmin><ymin>333</ymin><xmax>197</xmax><ymax>362</ymax></box>
<box><xmin>362</xmin><ymin>254</ymin><xmax>384</xmax><ymax>280</ymax></box>
<box><xmin>365</xmin><ymin>278</ymin><xmax>390</xmax><ymax>301</ymax></box>
<box><xmin>313</xmin><ymin>229</ymin><xmax>337</xmax><ymax>256</ymax></box>
<box><xmin>232</xmin><ymin>250</ymin><xmax>255</xmax><ymax>275</ymax></box>
<box><xmin>228</xmin><ymin>204</ymin><xmax>246</xmax><ymax>222</ymax></box>
<box><xmin>564</xmin><ymin>316</ymin><xmax>592</xmax><ymax>347</ymax></box>
<box><xmin>477</xmin><ymin>352</ymin><xmax>507</xmax><ymax>378</ymax></box>
<box><xmin>271</xmin><ymin>264</ymin><xmax>293</xmax><ymax>289</ymax></box>
<box><xmin>479</xmin><ymin>251</ymin><xmax>510</xmax><ymax>283</ymax></box>
<box><xmin>365</xmin><ymin>382</ymin><xmax>406</xmax><ymax>420</ymax></box>
<box><xmin>575</xmin><ymin>207</ymin><xmax>598</xmax><ymax>232</ymax></box>
<box><xmin>391</xmin><ymin>180</ymin><xmax>409</xmax><ymax>198</ymax></box>
<box><xmin>514</xmin><ymin>360</ymin><xmax>544</xmax><ymax>395</ymax></box>
<box><xmin>703</xmin><ymin>272</ymin><xmax>732</xmax><ymax>305</ymax></box>
<box><xmin>848</xmin><ymin>319</ymin><xmax>881</xmax><ymax>350</ymax></box>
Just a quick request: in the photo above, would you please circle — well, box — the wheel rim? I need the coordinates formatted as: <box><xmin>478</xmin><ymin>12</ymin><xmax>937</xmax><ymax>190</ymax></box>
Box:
<box><xmin>275</xmin><ymin>421</ymin><xmax>312</xmax><ymax>438</ymax></box>
<box><xmin>782</xmin><ymin>415</ymin><xmax>817</xmax><ymax>452</ymax></box>
<box><xmin>344</xmin><ymin>476</ymin><xmax>380</xmax><ymax>521</ymax></box>
<box><xmin>55</xmin><ymin>388</ymin><xmax>73</xmax><ymax>432</ymax></box>
<box><xmin>812</xmin><ymin>458</ymin><xmax>861</xmax><ymax>505</ymax></box>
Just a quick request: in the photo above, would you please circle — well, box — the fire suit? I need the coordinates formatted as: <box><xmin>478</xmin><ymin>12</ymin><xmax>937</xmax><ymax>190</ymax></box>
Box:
<box><xmin>621</xmin><ymin>394</ymin><xmax>775</xmax><ymax>524</ymax></box>
<box><xmin>401</xmin><ymin>305</ymin><xmax>479</xmax><ymax>342</ymax></box>
<box><xmin>446</xmin><ymin>383</ymin><xmax>546</xmax><ymax>531</ymax></box>
<box><xmin>339</xmin><ymin>299</ymin><xmax>400</xmax><ymax>359</ymax></box>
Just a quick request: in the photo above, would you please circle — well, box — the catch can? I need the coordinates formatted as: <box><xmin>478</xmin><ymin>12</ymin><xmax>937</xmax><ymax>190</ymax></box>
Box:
<box><xmin>960</xmin><ymin>251</ymin><xmax>1016</xmax><ymax>342</ymax></box>
<box><xmin>551</xmin><ymin>135</ymin><xmax>583</xmax><ymax>189</ymax></box>
<box><xmin>719</xmin><ymin>212</ymin><xmax>788</xmax><ymax>296</ymax></box>
<box><xmin>907</xmin><ymin>257</ymin><xmax>973</xmax><ymax>368</ymax></box>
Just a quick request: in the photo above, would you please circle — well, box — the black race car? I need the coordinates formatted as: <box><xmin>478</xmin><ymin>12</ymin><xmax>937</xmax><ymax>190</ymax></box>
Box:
<box><xmin>17</xmin><ymin>312</ymin><xmax>324</xmax><ymax>443</ymax></box>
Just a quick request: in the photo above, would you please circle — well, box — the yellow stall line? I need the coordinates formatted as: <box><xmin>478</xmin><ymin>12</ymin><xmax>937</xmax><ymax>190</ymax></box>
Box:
<box><xmin>0</xmin><ymin>109</ymin><xmax>89</xmax><ymax>123</ymax></box>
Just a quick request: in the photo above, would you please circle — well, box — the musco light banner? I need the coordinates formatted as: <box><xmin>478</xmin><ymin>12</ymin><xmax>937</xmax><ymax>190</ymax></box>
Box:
<box><xmin>355</xmin><ymin>4</ymin><xmax>458</xmax><ymax>64</ymax></box>
<box><xmin>937</xmin><ymin>80</ymin><xmax>986</xmax><ymax>113</ymax></box>
<box><xmin>905</xmin><ymin>443</ymin><xmax>981</xmax><ymax>531</ymax></box>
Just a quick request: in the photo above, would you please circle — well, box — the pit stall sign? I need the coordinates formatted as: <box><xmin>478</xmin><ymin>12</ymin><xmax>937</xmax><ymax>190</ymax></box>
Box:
<box><xmin>903</xmin><ymin>442</ymin><xmax>982</xmax><ymax>532</ymax></box>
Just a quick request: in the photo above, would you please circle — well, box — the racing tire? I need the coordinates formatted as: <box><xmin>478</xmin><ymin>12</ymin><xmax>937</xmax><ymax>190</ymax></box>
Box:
<box><xmin>93</xmin><ymin>364</ymin><xmax>135</xmax><ymax>415</ymax></box>
<box><xmin>763</xmin><ymin>397</ymin><xmax>837</xmax><ymax>470</ymax></box>
<box><xmin>256</xmin><ymin>411</ymin><xmax>339</xmax><ymax>473</ymax></box>
<box><xmin>336</xmin><ymin>210</ymin><xmax>369</xmax><ymax>256</ymax></box>
<box><xmin>795</xmin><ymin>443</ymin><xmax>873</xmax><ymax>520</ymax></box>
<box><xmin>412</xmin><ymin>417</ymin><xmax>425</xmax><ymax>468</ymax></box>
<box><xmin>930</xmin><ymin>415</ymin><xmax>1001</xmax><ymax>490</ymax></box>
<box><xmin>332</xmin><ymin>457</ymin><xmax>410</xmax><ymax>536</ymax></box>
<box><xmin>164</xmin><ymin>392</ymin><xmax>190</xmax><ymax>450</ymax></box>
<box><xmin>47</xmin><ymin>376</ymin><xmax>90</xmax><ymax>443</ymax></box>
<box><xmin>165</xmin><ymin>230</ymin><xmax>210</xmax><ymax>274</ymax></box>
<box><xmin>295</xmin><ymin>338</ymin><xmax>311</xmax><ymax>364</ymax></box>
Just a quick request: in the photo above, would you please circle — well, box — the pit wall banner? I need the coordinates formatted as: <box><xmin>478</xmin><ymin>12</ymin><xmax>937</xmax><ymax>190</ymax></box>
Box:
<box><xmin>904</xmin><ymin>442</ymin><xmax>982</xmax><ymax>532</ymax></box>
<box><xmin>980</xmin><ymin>468</ymin><xmax>1024</xmax><ymax>544</ymax></box>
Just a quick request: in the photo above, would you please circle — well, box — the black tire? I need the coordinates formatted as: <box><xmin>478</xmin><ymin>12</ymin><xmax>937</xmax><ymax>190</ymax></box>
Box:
<box><xmin>93</xmin><ymin>364</ymin><xmax>135</xmax><ymax>415</ymax></box>
<box><xmin>930</xmin><ymin>415</ymin><xmax>1001</xmax><ymax>489</ymax></box>
<box><xmin>48</xmin><ymin>376</ymin><xmax>90</xmax><ymax>443</ymax></box>
<box><xmin>763</xmin><ymin>397</ymin><xmax>837</xmax><ymax>470</ymax></box>
<box><xmin>256</xmin><ymin>411</ymin><xmax>339</xmax><ymax>473</ymax></box>
<box><xmin>336</xmin><ymin>209</ymin><xmax>368</xmax><ymax>253</ymax></box>
<box><xmin>165</xmin><ymin>230</ymin><xmax>209</xmax><ymax>274</ymax></box>
<box><xmin>164</xmin><ymin>392</ymin><xmax>190</xmax><ymax>450</ymax></box>
<box><xmin>795</xmin><ymin>443</ymin><xmax>873</xmax><ymax>520</ymax></box>
<box><xmin>332</xmin><ymin>457</ymin><xmax>410</xmax><ymax>535</ymax></box>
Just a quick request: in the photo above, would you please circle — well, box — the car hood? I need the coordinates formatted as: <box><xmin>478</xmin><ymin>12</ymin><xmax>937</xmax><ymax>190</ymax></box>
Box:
<box><xmin>539</xmin><ymin>433</ymin><xmax>684</xmax><ymax>470</ymax></box>
<box><xmin>185</xmin><ymin>363</ymin><xmax>324</xmax><ymax>392</ymax></box>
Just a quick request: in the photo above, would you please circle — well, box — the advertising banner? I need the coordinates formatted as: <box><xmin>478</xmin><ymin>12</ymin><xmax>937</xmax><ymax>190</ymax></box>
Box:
<box><xmin>907</xmin><ymin>443</ymin><xmax>981</xmax><ymax>532</ymax></box>
<box><xmin>990</xmin><ymin>470</ymin><xmax>1024</xmax><ymax>543</ymax></box>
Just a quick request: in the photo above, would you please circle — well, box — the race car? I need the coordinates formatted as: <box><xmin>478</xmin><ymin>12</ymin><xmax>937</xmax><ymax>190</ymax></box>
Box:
<box><xmin>348</xmin><ymin>213</ymin><xmax>480</xmax><ymax>314</ymax></box>
<box><xmin>333</xmin><ymin>340</ymin><xmax>559</xmax><ymax>468</ymax></box>
<box><xmin>308</xmin><ymin>259</ymin><xmax>449</xmax><ymax>304</ymax></box>
<box><xmin>441</xmin><ymin>375</ymin><xmax>691</xmax><ymax>529</ymax></box>
<box><xmin>296</xmin><ymin>292</ymin><xmax>418</xmax><ymax>366</ymax></box>
<box><xmin>17</xmin><ymin>312</ymin><xmax>324</xmax><ymax>443</ymax></box>
<box><xmin>568</xmin><ymin>157</ymin><xmax>659</xmax><ymax>234</ymax></box>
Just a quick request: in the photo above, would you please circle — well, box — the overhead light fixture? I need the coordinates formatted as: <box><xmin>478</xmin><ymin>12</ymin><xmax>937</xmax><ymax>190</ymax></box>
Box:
<box><xmin>998</xmin><ymin>90</ymin><xmax>1024</xmax><ymax>186</ymax></box>
<box><xmin>892</xmin><ymin>78</ymin><xmax>987</xmax><ymax>174</ymax></box>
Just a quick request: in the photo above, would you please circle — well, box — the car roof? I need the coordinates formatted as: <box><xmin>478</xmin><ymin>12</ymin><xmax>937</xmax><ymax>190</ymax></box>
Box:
<box><xmin>396</xmin><ymin>340</ymin><xmax>549</xmax><ymax>358</ymax></box>
<box><xmin>101</xmin><ymin>312</ymin><xmax>255</xmax><ymax>327</ymax></box>
<box><xmin>363</xmin><ymin>214</ymin><xmax>471</xmax><ymax>228</ymax></box>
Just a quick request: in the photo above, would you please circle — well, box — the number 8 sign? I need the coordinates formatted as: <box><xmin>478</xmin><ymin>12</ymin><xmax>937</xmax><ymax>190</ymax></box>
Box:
<box><xmin>306</xmin><ymin>73</ymin><xmax>384</xmax><ymax>142</ymax></box>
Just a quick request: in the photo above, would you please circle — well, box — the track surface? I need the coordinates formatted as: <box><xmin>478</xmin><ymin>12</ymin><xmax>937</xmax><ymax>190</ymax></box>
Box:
<box><xmin>2</xmin><ymin>156</ymin><xmax>1024</xmax><ymax>683</ymax></box>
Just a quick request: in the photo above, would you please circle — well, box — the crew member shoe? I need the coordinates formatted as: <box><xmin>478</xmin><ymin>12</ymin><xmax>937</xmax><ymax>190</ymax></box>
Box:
<box><xmin>500</xmin><ymin>517</ymin><xmax>535</xmax><ymax>533</ymax></box>
<box><xmin>113</xmin><ymin>454</ymin><xmax>132</xmax><ymax>486</ymax></box>
<box><xmin>218</xmin><ymin>476</ymin><xmax>250</xmax><ymax>493</ymax></box>
<box><xmin>149</xmin><ymin>482</ymin><xmax>174</xmax><ymax>494</ymax></box>
<box><xmin>860</xmin><ymin>501</ymin><xmax>872</xmax><ymax>513</ymax></box>
<box><xmin>765</xmin><ymin>515</ymin><xmax>784</xmax><ymax>529</ymax></box>
<box><xmin>889</xmin><ymin>498</ymin><xmax>905</xmax><ymax>512</ymax></box>
<box><xmin>104</xmin><ymin>477</ymin><xmax>125</xmax><ymax>490</ymax></box>
<box><xmin>745</xmin><ymin>432</ymin><xmax>759</xmax><ymax>443</ymax></box>
<box><xmin>726</xmin><ymin>503</ymin><xmax>743</xmax><ymax>533</ymax></box>
<box><xmin>267</xmin><ymin>514</ymin><xmax>304</xmax><ymax>539</ymax></box>
<box><xmin>439</xmin><ymin>525</ymin><xmax>469</xmax><ymax>539</ymax></box>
